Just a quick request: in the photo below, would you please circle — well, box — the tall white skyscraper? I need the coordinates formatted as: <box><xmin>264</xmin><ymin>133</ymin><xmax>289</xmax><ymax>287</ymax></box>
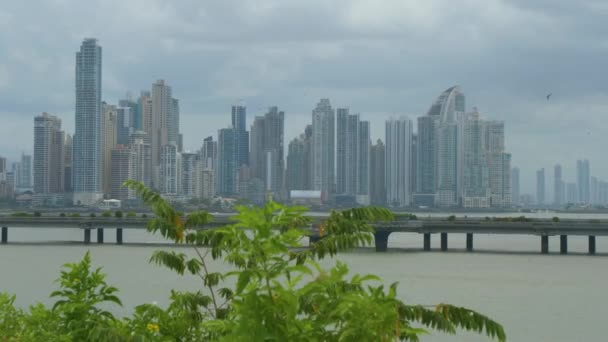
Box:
<box><xmin>385</xmin><ymin>117</ymin><xmax>413</xmax><ymax>207</ymax></box>
<box><xmin>312</xmin><ymin>99</ymin><xmax>335</xmax><ymax>195</ymax></box>
<box><xmin>159</xmin><ymin>143</ymin><xmax>181</xmax><ymax>195</ymax></box>
<box><xmin>73</xmin><ymin>38</ymin><xmax>103</xmax><ymax>205</ymax></box>
<box><xmin>151</xmin><ymin>80</ymin><xmax>179</xmax><ymax>188</ymax></box>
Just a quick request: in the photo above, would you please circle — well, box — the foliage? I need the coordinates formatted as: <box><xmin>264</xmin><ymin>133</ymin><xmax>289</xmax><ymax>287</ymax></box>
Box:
<box><xmin>126</xmin><ymin>211</ymin><xmax>137</xmax><ymax>218</ymax></box>
<box><xmin>59</xmin><ymin>213</ymin><xmax>66</xmax><ymax>217</ymax></box>
<box><xmin>69</xmin><ymin>213</ymin><xmax>80</xmax><ymax>218</ymax></box>
<box><xmin>552</xmin><ymin>217</ymin><xmax>560</xmax><ymax>223</ymax></box>
<box><xmin>10</xmin><ymin>212</ymin><xmax>31</xmax><ymax>217</ymax></box>
<box><xmin>101</xmin><ymin>211</ymin><xmax>112</xmax><ymax>218</ymax></box>
<box><xmin>447</xmin><ymin>215</ymin><xmax>456</xmax><ymax>221</ymax></box>
<box><xmin>90</xmin><ymin>213</ymin><xmax>97</xmax><ymax>218</ymax></box>
<box><xmin>114</xmin><ymin>210</ymin><xmax>123</xmax><ymax>218</ymax></box>
<box><xmin>141</xmin><ymin>213</ymin><xmax>148</xmax><ymax>218</ymax></box>
<box><xmin>33</xmin><ymin>211</ymin><xmax>42</xmax><ymax>217</ymax></box>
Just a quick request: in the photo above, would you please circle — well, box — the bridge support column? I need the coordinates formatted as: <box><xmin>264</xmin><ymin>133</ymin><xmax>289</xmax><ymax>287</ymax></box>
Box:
<box><xmin>1</xmin><ymin>227</ymin><xmax>7</xmax><ymax>244</ymax></box>
<box><xmin>423</xmin><ymin>233</ymin><xmax>431</xmax><ymax>251</ymax></box>
<box><xmin>97</xmin><ymin>228</ymin><xmax>104</xmax><ymax>244</ymax></box>
<box><xmin>466</xmin><ymin>233</ymin><xmax>473</xmax><ymax>252</ymax></box>
<box><xmin>84</xmin><ymin>229</ymin><xmax>91</xmax><ymax>244</ymax></box>
<box><xmin>309</xmin><ymin>235</ymin><xmax>321</xmax><ymax>246</ymax></box>
<box><xmin>560</xmin><ymin>235</ymin><xmax>568</xmax><ymax>254</ymax></box>
<box><xmin>374</xmin><ymin>231</ymin><xmax>390</xmax><ymax>252</ymax></box>
<box><xmin>116</xmin><ymin>228</ymin><xmax>123</xmax><ymax>245</ymax></box>
<box><xmin>440</xmin><ymin>233</ymin><xmax>448</xmax><ymax>251</ymax></box>
<box><xmin>589</xmin><ymin>236</ymin><xmax>596</xmax><ymax>255</ymax></box>
<box><xmin>541</xmin><ymin>235</ymin><xmax>549</xmax><ymax>254</ymax></box>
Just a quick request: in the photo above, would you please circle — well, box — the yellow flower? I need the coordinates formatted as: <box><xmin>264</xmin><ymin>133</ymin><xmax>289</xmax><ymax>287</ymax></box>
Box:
<box><xmin>146</xmin><ymin>323</ymin><xmax>160</xmax><ymax>333</ymax></box>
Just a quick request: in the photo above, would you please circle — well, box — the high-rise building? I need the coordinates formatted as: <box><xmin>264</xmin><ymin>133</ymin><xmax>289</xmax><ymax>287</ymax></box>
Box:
<box><xmin>416</xmin><ymin>116</ymin><xmax>438</xmax><ymax>196</ymax></box>
<box><xmin>15</xmin><ymin>153</ymin><xmax>33</xmax><ymax>190</ymax></box>
<box><xmin>488</xmin><ymin>152</ymin><xmax>511</xmax><ymax>207</ymax></box>
<box><xmin>577</xmin><ymin>159</ymin><xmax>590</xmax><ymax>204</ymax></box>
<box><xmin>63</xmin><ymin>135</ymin><xmax>73</xmax><ymax>193</ymax></box>
<box><xmin>357</xmin><ymin>120</ymin><xmax>371</xmax><ymax>203</ymax></box>
<box><xmin>511</xmin><ymin>167</ymin><xmax>520</xmax><ymax>205</ymax></box>
<box><xmin>312</xmin><ymin>99</ymin><xmax>335</xmax><ymax>195</ymax></box>
<box><xmin>102</xmin><ymin>103</ymin><xmax>118</xmax><ymax>196</ymax></box>
<box><xmin>119</xmin><ymin>95</ymin><xmax>140</xmax><ymax>131</ymax></box>
<box><xmin>0</xmin><ymin>156</ymin><xmax>6</xmax><ymax>181</ymax></box>
<box><xmin>286</xmin><ymin>126</ymin><xmax>313</xmax><ymax>193</ymax></box>
<box><xmin>201</xmin><ymin>136</ymin><xmax>217</xmax><ymax>171</ymax></box>
<box><xmin>385</xmin><ymin>117</ymin><xmax>413</xmax><ymax>207</ymax></box>
<box><xmin>370</xmin><ymin>139</ymin><xmax>386</xmax><ymax>206</ymax></box>
<box><xmin>598</xmin><ymin>181</ymin><xmax>608</xmax><ymax>205</ymax></box>
<box><xmin>73</xmin><ymin>38</ymin><xmax>103</xmax><ymax>204</ymax></box>
<box><xmin>217</xmin><ymin>128</ymin><xmax>236</xmax><ymax>196</ymax></box>
<box><xmin>151</xmin><ymin>80</ymin><xmax>180</xmax><ymax>187</ymax></box>
<box><xmin>139</xmin><ymin>91</ymin><xmax>153</xmax><ymax>138</ymax></box>
<box><xmin>566</xmin><ymin>182</ymin><xmax>578</xmax><ymax>204</ymax></box>
<box><xmin>336</xmin><ymin>108</ymin><xmax>370</xmax><ymax>202</ymax></box>
<box><xmin>336</xmin><ymin>108</ymin><xmax>348</xmax><ymax>194</ymax></box>
<box><xmin>130</xmin><ymin>131</ymin><xmax>152</xmax><ymax>187</ymax></box>
<box><xmin>34</xmin><ymin>113</ymin><xmax>64</xmax><ymax>194</ymax></box>
<box><xmin>181</xmin><ymin>152</ymin><xmax>201</xmax><ymax>198</ymax></box>
<box><xmin>462</xmin><ymin>110</ymin><xmax>490</xmax><ymax>207</ymax></box>
<box><xmin>232</xmin><ymin>105</ymin><xmax>249</xmax><ymax>168</ymax></box>
<box><xmin>590</xmin><ymin>176</ymin><xmax>599</xmax><ymax>205</ymax></box>
<box><xmin>110</xmin><ymin>145</ymin><xmax>136</xmax><ymax>201</ymax></box>
<box><xmin>116</xmin><ymin>106</ymin><xmax>133</xmax><ymax>146</ymax></box>
<box><xmin>170</xmin><ymin>98</ymin><xmax>180</xmax><ymax>151</ymax></box>
<box><xmin>201</xmin><ymin>169</ymin><xmax>215</xmax><ymax>200</ymax></box>
<box><xmin>536</xmin><ymin>168</ymin><xmax>545</xmax><ymax>205</ymax></box>
<box><xmin>159</xmin><ymin>143</ymin><xmax>181</xmax><ymax>195</ymax></box>
<box><xmin>249</xmin><ymin>106</ymin><xmax>285</xmax><ymax>198</ymax></box>
<box><xmin>554</xmin><ymin>164</ymin><xmax>564</xmax><ymax>206</ymax></box>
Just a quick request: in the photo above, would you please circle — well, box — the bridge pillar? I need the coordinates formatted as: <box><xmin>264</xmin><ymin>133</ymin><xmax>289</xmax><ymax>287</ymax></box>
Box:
<box><xmin>1</xmin><ymin>227</ymin><xmax>7</xmax><ymax>244</ymax></box>
<box><xmin>560</xmin><ymin>235</ymin><xmax>568</xmax><ymax>254</ymax></box>
<box><xmin>116</xmin><ymin>228</ymin><xmax>123</xmax><ymax>245</ymax></box>
<box><xmin>374</xmin><ymin>231</ymin><xmax>390</xmax><ymax>252</ymax></box>
<box><xmin>541</xmin><ymin>235</ymin><xmax>549</xmax><ymax>254</ymax></box>
<box><xmin>466</xmin><ymin>233</ymin><xmax>473</xmax><ymax>252</ymax></box>
<box><xmin>440</xmin><ymin>233</ymin><xmax>448</xmax><ymax>251</ymax></box>
<box><xmin>84</xmin><ymin>229</ymin><xmax>91</xmax><ymax>244</ymax></box>
<box><xmin>423</xmin><ymin>233</ymin><xmax>431</xmax><ymax>251</ymax></box>
<box><xmin>97</xmin><ymin>228</ymin><xmax>104</xmax><ymax>244</ymax></box>
<box><xmin>589</xmin><ymin>236</ymin><xmax>596</xmax><ymax>255</ymax></box>
<box><xmin>309</xmin><ymin>235</ymin><xmax>322</xmax><ymax>246</ymax></box>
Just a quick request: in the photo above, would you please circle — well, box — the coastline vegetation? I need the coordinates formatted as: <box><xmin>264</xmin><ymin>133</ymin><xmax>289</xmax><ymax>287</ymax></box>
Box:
<box><xmin>0</xmin><ymin>181</ymin><xmax>506</xmax><ymax>341</ymax></box>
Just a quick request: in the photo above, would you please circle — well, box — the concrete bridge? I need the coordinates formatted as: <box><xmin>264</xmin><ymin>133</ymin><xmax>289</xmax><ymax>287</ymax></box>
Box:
<box><xmin>1</xmin><ymin>216</ymin><xmax>607</xmax><ymax>254</ymax></box>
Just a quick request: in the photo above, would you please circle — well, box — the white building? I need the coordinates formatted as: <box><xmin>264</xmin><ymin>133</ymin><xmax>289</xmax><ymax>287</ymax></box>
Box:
<box><xmin>160</xmin><ymin>143</ymin><xmax>181</xmax><ymax>195</ymax></box>
<box><xmin>385</xmin><ymin>117</ymin><xmax>413</xmax><ymax>207</ymax></box>
<box><xmin>312</xmin><ymin>99</ymin><xmax>335</xmax><ymax>194</ymax></box>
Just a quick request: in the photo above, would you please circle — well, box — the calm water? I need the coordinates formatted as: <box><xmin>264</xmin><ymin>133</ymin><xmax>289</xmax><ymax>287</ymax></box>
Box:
<box><xmin>1</xmin><ymin>216</ymin><xmax>608</xmax><ymax>341</ymax></box>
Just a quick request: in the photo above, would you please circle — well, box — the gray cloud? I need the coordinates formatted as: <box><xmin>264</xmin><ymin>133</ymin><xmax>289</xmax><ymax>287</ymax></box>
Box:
<box><xmin>0</xmin><ymin>0</ymin><xmax>607</xmax><ymax>194</ymax></box>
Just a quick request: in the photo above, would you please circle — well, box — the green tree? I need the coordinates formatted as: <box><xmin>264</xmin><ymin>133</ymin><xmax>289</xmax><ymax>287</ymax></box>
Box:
<box><xmin>101</xmin><ymin>211</ymin><xmax>112</xmax><ymax>218</ymax></box>
<box><xmin>114</xmin><ymin>210</ymin><xmax>123</xmax><ymax>218</ymax></box>
<box><xmin>124</xmin><ymin>180</ymin><xmax>506</xmax><ymax>341</ymax></box>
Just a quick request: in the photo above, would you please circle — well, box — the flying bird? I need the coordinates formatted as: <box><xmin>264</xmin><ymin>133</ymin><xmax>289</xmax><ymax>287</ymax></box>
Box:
<box><xmin>546</xmin><ymin>93</ymin><xmax>552</xmax><ymax>100</ymax></box>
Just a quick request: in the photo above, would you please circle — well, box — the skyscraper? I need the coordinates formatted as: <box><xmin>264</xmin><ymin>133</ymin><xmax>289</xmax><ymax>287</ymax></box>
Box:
<box><xmin>577</xmin><ymin>159</ymin><xmax>590</xmax><ymax>204</ymax></box>
<box><xmin>110</xmin><ymin>145</ymin><xmax>136</xmax><ymax>201</ymax></box>
<box><xmin>102</xmin><ymin>103</ymin><xmax>118</xmax><ymax>196</ymax></box>
<box><xmin>554</xmin><ymin>164</ymin><xmax>564</xmax><ymax>206</ymax></box>
<box><xmin>286</xmin><ymin>126</ymin><xmax>313</xmax><ymax>193</ymax></box>
<box><xmin>15</xmin><ymin>153</ymin><xmax>33</xmax><ymax>190</ymax></box>
<box><xmin>63</xmin><ymin>134</ymin><xmax>73</xmax><ymax>193</ymax></box>
<box><xmin>116</xmin><ymin>106</ymin><xmax>133</xmax><ymax>146</ymax></box>
<box><xmin>590</xmin><ymin>176</ymin><xmax>599</xmax><ymax>205</ymax></box>
<box><xmin>511</xmin><ymin>167</ymin><xmax>520</xmax><ymax>205</ymax></box>
<box><xmin>462</xmin><ymin>110</ymin><xmax>490</xmax><ymax>207</ymax></box>
<box><xmin>73</xmin><ymin>38</ymin><xmax>103</xmax><ymax>205</ymax></box>
<box><xmin>130</xmin><ymin>131</ymin><xmax>152</xmax><ymax>187</ymax></box>
<box><xmin>201</xmin><ymin>136</ymin><xmax>217</xmax><ymax>171</ymax></box>
<box><xmin>416</xmin><ymin>116</ymin><xmax>438</xmax><ymax>196</ymax></box>
<box><xmin>370</xmin><ymin>139</ymin><xmax>386</xmax><ymax>206</ymax></box>
<box><xmin>217</xmin><ymin>128</ymin><xmax>236</xmax><ymax>196</ymax></box>
<box><xmin>536</xmin><ymin>168</ymin><xmax>545</xmax><ymax>205</ymax></box>
<box><xmin>566</xmin><ymin>182</ymin><xmax>578</xmax><ymax>204</ymax></box>
<box><xmin>357</xmin><ymin>120</ymin><xmax>371</xmax><ymax>202</ymax></box>
<box><xmin>139</xmin><ymin>91</ymin><xmax>153</xmax><ymax>137</ymax></box>
<box><xmin>151</xmin><ymin>80</ymin><xmax>173</xmax><ymax>188</ymax></box>
<box><xmin>336</xmin><ymin>108</ymin><xmax>348</xmax><ymax>195</ymax></box>
<box><xmin>181</xmin><ymin>152</ymin><xmax>201</xmax><ymax>198</ymax></box>
<box><xmin>486</xmin><ymin>120</ymin><xmax>510</xmax><ymax>208</ymax></box>
<box><xmin>312</xmin><ymin>99</ymin><xmax>335</xmax><ymax>195</ymax></box>
<box><xmin>385</xmin><ymin>117</ymin><xmax>413</xmax><ymax>207</ymax></box>
<box><xmin>119</xmin><ymin>95</ymin><xmax>141</xmax><ymax>131</ymax></box>
<box><xmin>34</xmin><ymin>113</ymin><xmax>64</xmax><ymax>194</ymax></box>
<box><xmin>261</xmin><ymin>107</ymin><xmax>285</xmax><ymax>197</ymax></box>
<box><xmin>159</xmin><ymin>143</ymin><xmax>181</xmax><ymax>195</ymax></box>
<box><xmin>232</xmin><ymin>105</ymin><xmax>249</xmax><ymax>168</ymax></box>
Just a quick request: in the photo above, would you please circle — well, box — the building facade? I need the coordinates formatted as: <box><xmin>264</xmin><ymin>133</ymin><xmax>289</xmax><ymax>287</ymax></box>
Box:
<box><xmin>385</xmin><ymin>117</ymin><xmax>413</xmax><ymax>207</ymax></box>
<box><xmin>312</xmin><ymin>99</ymin><xmax>335</xmax><ymax>195</ymax></box>
<box><xmin>34</xmin><ymin>113</ymin><xmax>64</xmax><ymax>194</ymax></box>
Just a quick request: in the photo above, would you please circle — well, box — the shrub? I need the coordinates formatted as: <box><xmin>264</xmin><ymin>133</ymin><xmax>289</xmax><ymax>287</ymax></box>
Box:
<box><xmin>552</xmin><ymin>217</ymin><xmax>560</xmax><ymax>223</ymax></box>
<box><xmin>90</xmin><ymin>213</ymin><xmax>97</xmax><ymax>218</ymax></box>
<box><xmin>69</xmin><ymin>213</ymin><xmax>80</xmax><ymax>218</ymax></box>
<box><xmin>141</xmin><ymin>213</ymin><xmax>148</xmax><ymax>218</ymax></box>
<box><xmin>447</xmin><ymin>215</ymin><xmax>456</xmax><ymax>221</ymax></box>
<box><xmin>114</xmin><ymin>210</ymin><xmax>123</xmax><ymax>218</ymax></box>
<box><xmin>59</xmin><ymin>213</ymin><xmax>66</xmax><ymax>217</ymax></box>
<box><xmin>33</xmin><ymin>211</ymin><xmax>42</xmax><ymax>217</ymax></box>
<box><xmin>101</xmin><ymin>211</ymin><xmax>112</xmax><ymax>218</ymax></box>
<box><xmin>10</xmin><ymin>212</ymin><xmax>31</xmax><ymax>217</ymax></box>
<box><xmin>126</xmin><ymin>211</ymin><xmax>137</xmax><ymax>218</ymax></box>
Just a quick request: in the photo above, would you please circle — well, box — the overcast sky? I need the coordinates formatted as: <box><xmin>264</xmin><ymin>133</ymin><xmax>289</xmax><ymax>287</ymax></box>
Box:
<box><xmin>0</xmin><ymin>0</ymin><xmax>607</xmax><ymax>195</ymax></box>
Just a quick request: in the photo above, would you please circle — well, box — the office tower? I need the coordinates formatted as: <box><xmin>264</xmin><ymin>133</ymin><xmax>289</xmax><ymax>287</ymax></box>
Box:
<box><xmin>151</xmin><ymin>80</ymin><xmax>180</xmax><ymax>186</ymax></box>
<box><xmin>159</xmin><ymin>143</ymin><xmax>181</xmax><ymax>195</ymax></box>
<box><xmin>336</xmin><ymin>108</ymin><xmax>348</xmax><ymax>194</ymax></box>
<box><xmin>598</xmin><ymin>181</ymin><xmax>608</xmax><ymax>205</ymax></box>
<box><xmin>590</xmin><ymin>176</ymin><xmax>599</xmax><ymax>205</ymax></box>
<box><xmin>357</xmin><ymin>120</ymin><xmax>371</xmax><ymax>203</ymax></box>
<box><xmin>462</xmin><ymin>110</ymin><xmax>490</xmax><ymax>207</ymax></box>
<box><xmin>116</xmin><ymin>106</ymin><xmax>133</xmax><ymax>146</ymax></box>
<box><xmin>119</xmin><ymin>95</ymin><xmax>140</xmax><ymax>131</ymax></box>
<box><xmin>312</xmin><ymin>99</ymin><xmax>335</xmax><ymax>194</ymax></box>
<box><xmin>62</xmin><ymin>135</ymin><xmax>73</xmax><ymax>193</ymax></box>
<box><xmin>410</xmin><ymin>134</ymin><xmax>417</xmax><ymax>197</ymax></box>
<box><xmin>170</xmin><ymin>98</ymin><xmax>180</xmax><ymax>151</ymax></box>
<box><xmin>14</xmin><ymin>154</ymin><xmax>33</xmax><ymax>190</ymax></box>
<box><xmin>385</xmin><ymin>117</ymin><xmax>413</xmax><ymax>207</ymax></box>
<box><xmin>249</xmin><ymin>107</ymin><xmax>285</xmax><ymax>198</ymax></box>
<box><xmin>370</xmin><ymin>139</ymin><xmax>386</xmax><ymax>206</ymax></box>
<box><xmin>577</xmin><ymin>159</ymin><xmax>590</xmax><ymax>204</ymax></box>
<box><xmin>232</xmin><ymin>105</ymin><xmax>249</xmax><ymax>168</ymax></box>
<box><xmin>486</xmin><ymin>120</ymin><xmax>510</xmax><ymax>207</ymax></box>
<box><xmin>416</xmin><ymin>116</ymin><xmax>438</xmax><ymax>195</ymax></box>
<box><xmin>511</xmin><ymin>167</ymin><xmax>520</xmax><ymax>205</ymax></box>
<box><xmin>34</xmin><ymin>113</ymin><xmax>64</xmax><ymax>194</ymax></box>
<box><xmin>181</xmin><ymin>152</ymin><xmax>201</xmax><ymax>198</ymax></box>
<box><xmin>554</xmin><ymin>164</ymin><xmax>564</xmax><ymax>206</ymax></box>
<box><xmin>566</xmin><ymin>182</ymin><xmax>578</xmax><ymax>204</ymax></box>
<box><xmin>201</xmin><ymin>136</ymin><xmax>217</xmax><ymax>171</ymax></box>
<box><xmin>201</xmin><ymin>169</ymin><xmax>215</xmax><ymax>199</ymax></box>
<box><xmin>139</xmin><ymin>91</ymin><xmax>153</xmax><ymax>137</ymax></box>
<box><xmin>536</xmin><ymin>168</ymin><xmax>545</xmax><ymax>205</ymax></box>
<box><xmin>73</xmin><ymin>38</ymin><xmax>103</xmax><ymax>204</ymax></box>
<box><xmin>102</xmin><ymin>104</ymin><xmax>118</xmax><ymax>196</ymax></box>
<box><xmin>110</xmin><ymin>145</ymin><xmax>136</xmax><ymax>201</ymax></box>
<box><xmin>130</xmin><ymin>131</ymin><xmax>152</xmax><ymax>187</ymax></box>
<box><xmin>217</xmin><ymin>128</ymin><xmax>236</xmax><ymax>196</ymax></box>
<box><xmin>286</xmin><ymin>126</ymin><xmax>313</xmax><ymax>193</ymax></box>
<box><xmin>0</xmin><ymin>156</ymin><xmax>6</xmax><ymax>181</ymax></box>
